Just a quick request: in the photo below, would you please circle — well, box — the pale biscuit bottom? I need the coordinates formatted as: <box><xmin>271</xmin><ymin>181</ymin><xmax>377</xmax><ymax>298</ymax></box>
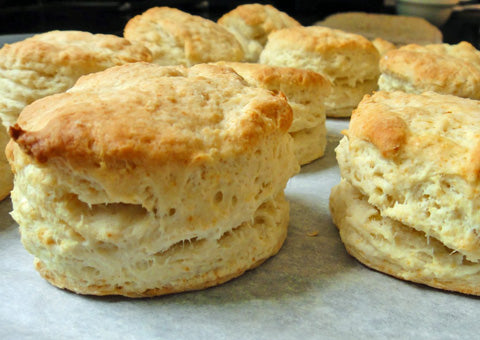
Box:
<box><xmin>336</xmin><ymin>135</ymin><xmax>480</xmax><ymax>262</ymax></box>
<box><xmin>28</xmin><ymin>193</ymin><xmax>289</xmax><ymax>297</ymax></box>
<box><xmin>290</xmin><ymin>123</ymin><xmax>326</xmax><ymax>165</ymax></box>
<box><xmin>0</xmin><ymin>128</ymin><xmax>12</xmax><ymax>200</ymax></box>
<box><xmin>330</xmin><ymin>179</ymin><xmax>480</xmax><ymax>296</ymax></box>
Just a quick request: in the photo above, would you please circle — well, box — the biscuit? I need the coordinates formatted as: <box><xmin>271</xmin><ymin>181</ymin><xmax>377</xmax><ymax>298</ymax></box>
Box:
<box><xmin>7</xmin><ymin>62</ymin><xmax>299</xmax><ymax>297</ymax></box>
<box><xmin>218</xmin><ymin>4</ymin><xmax>300</xmax><ymax>62</ymax></box>
<box><xmin>215</xmin><ymin>61</ymin><xmax>331</xmax><ymax>164</ymax></box>
<box><xmin>260</xmin><ymin>26</ymin><xmax>380</xmax><ymax>117</ymax></box>
<box><xmin>378</xmin><ymin>42</ymin><xmax>480</xmax><ymax>100</ymax></box>
<box><xmin>316</xmin><ymin>12</ymin><xmax>442</xmax><ymax>46</ymax></box>
<box><xmin>331</xmin><ymin>90</ymin><xmax>480</xmax><ymax>294</ymax></box>
<box><xmin>0</xmin><ymin>30</ymin><xmax>152</xmax><ymax>129</ymax></box>
<box><xmin>0</xmin><ymin>127</ymin><xmax>12</xmax><ymax>201</ymax></box>
<box><xmin>124</xmin><ymin>7</ymin><xmax>244</xmax><ymax>66</ymax></box>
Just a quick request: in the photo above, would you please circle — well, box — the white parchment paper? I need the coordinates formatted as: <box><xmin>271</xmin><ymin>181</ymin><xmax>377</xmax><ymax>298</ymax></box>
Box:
<box><xmin>2</xmin><ymin>118</ymin><xmax>480</xmax><ymax>339</ymax></box>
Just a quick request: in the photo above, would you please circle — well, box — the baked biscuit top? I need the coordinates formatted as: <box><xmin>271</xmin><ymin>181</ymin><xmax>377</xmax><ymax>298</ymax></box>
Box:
<box><xmin>265</xmin><ymin>26</ymin><xmax>378</xmax><ymax>56</ymax></box>
<box><xmin>261</xmin><ymin>26</ymin><xmax>380</xmax><ymax>83</ymax></box>
<box><xmin>380</xmin><ymin>42</ymin><xmax>480</xmax><ymax>99</ymax></box>
<box><xmin>0</xmin><ymin>30</ymin><xmax>152</xmax><ymax>74</ymax></box>
<box><xmin>124</xmin><ymin>7</ymin><xmax>244</xmax><ymax>65</ymax></box>
<box><xmin>348</xmin><ymin>91</ymin><xmax>480</xmax><ymax>181</ymax></box>
<box><xmin>217</xmin><ymin>4</ymin><xmax>300</xmax><ymax>62</ymax></box>
<box><xmin>218</xmin><ymin>4</ymin><xmax>300</xmax><ymax>32</ymax></box>
<box><xmin>215</xmin><ymin>61</ymin><xmax>331</xmax><ymax>97</ymax></box>
<box><xmin>10</xmin><ymin>63</ymin><xmax>292</xmax><ymax>167</ymax></box>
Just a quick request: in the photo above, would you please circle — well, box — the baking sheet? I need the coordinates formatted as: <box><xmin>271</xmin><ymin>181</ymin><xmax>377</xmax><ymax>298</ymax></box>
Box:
<box><xmin>2</xmin><ymin>118</ymin><xmax>480</xmax><ymax>339</ymax></box>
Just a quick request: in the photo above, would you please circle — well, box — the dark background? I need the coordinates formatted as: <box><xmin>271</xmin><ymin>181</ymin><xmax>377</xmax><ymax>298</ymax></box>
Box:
<box><xmin>0</xmin><ymin>0</ymin><xmax>478</xmax><ymax>47</ymax></box>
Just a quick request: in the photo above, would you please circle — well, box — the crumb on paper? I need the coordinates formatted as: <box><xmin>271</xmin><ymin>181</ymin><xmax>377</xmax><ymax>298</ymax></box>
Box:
<box><xmin>307</xmin><ymin>230</ymin><xmax>319</xmax><ymax>237</ymax></box>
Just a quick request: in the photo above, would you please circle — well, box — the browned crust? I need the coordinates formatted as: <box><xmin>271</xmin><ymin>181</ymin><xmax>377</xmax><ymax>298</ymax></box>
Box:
<box><xmin>347</xmin><ymin>91</ymin><xmax>480</xmax><ymax>181</ymax></box>
<box><xmin>216</xmin><ymin>61</ymin><xmax>331</xmax><ymax>96</ymax></box>
<box><xmin>8</xmin><ymin>63</ymin><xmax>292</xmax><ymax>168</ymax></box>
<box><xmin>348</xmin><ymin>94</ymin><xmax>408</xmax><ymax>158</ymax></box>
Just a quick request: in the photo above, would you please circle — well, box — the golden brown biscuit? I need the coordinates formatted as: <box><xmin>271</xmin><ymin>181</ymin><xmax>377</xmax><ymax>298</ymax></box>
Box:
<box><xmin>331</xmin><ymin>90</ymin><xmax>480</xmax><ymax>295</ymax></box>
<box><xmin>124</xmin><ymin>7</ymin><xmax>244</xmax><ymax>66</ymax></box>
<box><xmin>259</xmin><ymin>26</ymin><xmax>380</xmax><ymax>117</ymax></box>
<box><xmin>7</xmin><ymin>62</ymin><xmax>299</xmax><ymax>297</ymax></box>
<box><xmin>218</xmin><ymin>4</ymin><xmax>300</xmax><ymax>62</ymax></box>
<box><xmin>379</xmin><ymin>42</ymin><xmax>480</xmax><ymax>99</ymax></box>
<box><xmin>215</xmin><ymin>61</ymin><xmax>331</xmax><ymax>164</ymax></box>
<box><xmin>316</xmin><ymin>12</ymin><xmax>442</xmax><ymax>46</ymax></box>
<box><xmin>0</xmin><ymin>30</ymin><xmax>152</xmax><ymax>129</ymax></box>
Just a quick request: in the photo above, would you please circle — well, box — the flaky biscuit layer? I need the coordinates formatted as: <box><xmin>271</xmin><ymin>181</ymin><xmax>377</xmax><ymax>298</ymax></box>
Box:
<box><xmin>330</xmin><ymin>179</ymin><xmax>480</xmax><ymax>296</ymax></box>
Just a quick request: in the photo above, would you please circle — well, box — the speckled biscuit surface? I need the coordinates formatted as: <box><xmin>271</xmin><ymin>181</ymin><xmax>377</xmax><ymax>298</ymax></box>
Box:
<box><xmin>124</xmin><ymin>7</ymin><xmax>244</xmax><ymax>66</ymax></box>
<box><xmin>330</xmin><ymin>91</ymin><xmax>480</xmax><ymax>294</ymax></box>
<box><xmin>7</xmin><ymin>62</ymin><xmax>299</xmax><ymax>297</ymax></box>
<box><xmin>0</xmin><ymin>30</ymin><xmax>152</xmax><ymax>129</ymax></box>
<box><xmin>218</xmin><ymin>4</ymin><xmax>300</xmax><ymax>62</ymax></box>
<box><xmin>215</xmin><ymin>61</ymin><xmax>330</xmax><ymax>164</ymax></box>
<box><xmin>259</xmin><ymin>26</ymin><xmax>379</xmax><ymax>117</ymax></box>
<box><xmin>379</xmin><ymin>42</ymin><xmax>480</xmax><ymax>99</ymax></box>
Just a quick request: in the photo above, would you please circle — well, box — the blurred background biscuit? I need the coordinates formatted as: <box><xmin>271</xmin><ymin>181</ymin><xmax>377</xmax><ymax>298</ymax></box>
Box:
<box><xmin>218</xmin><ymin>3</ymin><xmax>301</xmax><ymax>62</ymax></box>
<box><xmin>0</xmin><ymin>30</ymin><xmax>152</xmax><ymax>129</ymax></box>
<box><xmin>379</xmin><ymin>41</ymin><xmax>480</xmax><ymax>99</ymax></box>
<box><xmin>260</xmin><ymin>26</ymin><xmax>380</xmax><ymax>117</ymax></box>
<box><xmin>124</xmin><ymin>6</ymin><xmax>244</xmax><ymax>66</ymax></box>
